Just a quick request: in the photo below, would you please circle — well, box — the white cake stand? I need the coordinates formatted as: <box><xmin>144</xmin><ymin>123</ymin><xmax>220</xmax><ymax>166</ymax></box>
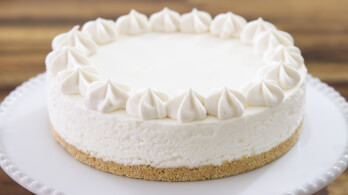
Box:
<box><xmin>0</xmin><ymin>73</ymin><xmax>347</xmax><ymax>195</ymax></box>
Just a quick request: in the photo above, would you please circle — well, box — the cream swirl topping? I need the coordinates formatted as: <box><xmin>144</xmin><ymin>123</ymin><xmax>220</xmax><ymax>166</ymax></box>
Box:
<box><xmin>167</xmin><ymin>89</ymin><xmax>207</xmax><ymax>122</ymax></box>
<box><xmin>45</xmin><ymin>46</ymin><xmax>90</xmax><ymax>76</ymax></box>
<box><xmin>85</xmin><ymin>80</ymin><xmax>129</xmax><ymax>113</ymax></box>
<box><xmin>82</xmin><ymin>18</ymin><xmax>118</xmax><ymax>44</ymax></box>
<box><xmin>210</xmin><ymin>12</ymin><xmax>246</xmax><ymax>38</ymax></box>
<box><xmin>263</xmin><ymin>45</ymin><xmax>304</xmax><ymax>69</ymax></box>
<box><xmin>240</xmin><ymin>17</ymin><xmax>276</xmax><ymax>44</ymax></box>
<box><xmin>52</xmin><ymin>26</ymin><xmax>97</xmax><ymax>55</ymax></box>
<box><xmin>205</xmin><ymin>87</ymin><xmax>246</xmax><ymax>119</ymax></box>
<box><xmin>126</xmin><ymin>89</ymin><xmax>168</xmax><ymax>119</ymax></box>
<box><xmin>57</xmin><ymin>66</ymin><xmax>100</xmax><ymax>95</ymax></box>
<box><xmin>149</xmin><ymin>7</ymin><xmax>181</xmax><ymax>32</ymax></box>
<box><xmin>116</xmin><ymin>9</ymin><xmax>149</xmax><ymax>35</ymax></box>
<box><xmin>180</xmin><ymin>8</ymin><xmax>212</xmax><ymax>33</ymax></box>
<box><xmin>241</xmin><ymin>79</ymin><xmax>284</xmax><ymax>107</ymax></box>
<box><xmin>262</xmin><ymin>62</ymin><xmax>301</xmax><ymax>89</ymax></box>
<box><xmin>254</xmin><ymin>29</ymin><xmax>294</xmax><ymax>53</ymax></box>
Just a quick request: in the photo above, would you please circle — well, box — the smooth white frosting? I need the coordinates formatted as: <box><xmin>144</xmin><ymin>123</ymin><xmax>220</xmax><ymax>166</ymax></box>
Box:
<box><xmin>45</xmin><ymin>46</ymin><xmax>90</xmax><ymax>76</ymax></box>
<box><xmin>180</xmin><ymin>8</ymin><xmax>212</xmax><ymax>33</ymax></box>
<box><xmin>263</xmin><ymin>45</ymin><xmax>304</xmax><ymax>69</ymax></box>
<box><xmin>126</xmin><ymin>89</ymin><xmax>168</xmax><ymax>119</ymax></box>
<box><xmin>210</xmin><ymin>12</ymin><xmax>246</xmax><ymax>38</ymax></box>
<box><xmin>116</xmin><ymin>9</ymin><xmax>149</xmax><ymax>35</ymax></box>
<box><xmin>52</xmin><ymin>26</ymin><xmax>97</xmax><ymax>55</ymax></box>
<box><xmin>85</xmin><ymin>80</ymin><xmax>129</xmax><ymax>113</ymax></box>
<box><xmin>167</xmin><ymin>89</ymin><xmax>207</xmax><ymax>122</ymax></box>
<box><xmin>205</xmin><ymin>87</ymin><xmax>246</xmax><ymax>120</ymax></box>
<box><xmin>254</xmin><ymin>29</ymin><xmax>294</xmax><ymax>53</ymax></box>
<box><xmin>149</xmin><ymin>7</ymin><xmax>180</xmax><ymax>32</ymax></box>
<box><xmin>82</xmin><ymin>18</ymin><xmax>118</xmax><ymax>44</ymax></box>
<box><xmin>241</xmin><ymin>79</ymin><xmax>285</xmax><ymax>107</ymax></box>
<box><xmin>57</xmin><ymin>66</ymin><xmax>100</xmax><ymax>95</ymax></box>
<box><xmin>240</xmin><ymin>17</ymin><xmax>276</xmax><ymax>44</ymax></box>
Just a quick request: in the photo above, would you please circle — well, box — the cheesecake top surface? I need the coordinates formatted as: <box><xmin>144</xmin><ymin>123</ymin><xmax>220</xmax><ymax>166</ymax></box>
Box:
<box><xmin>90</xmin><ymin>33</ymin><xmax>266</xmax><ymax>96</ymax></box>
<box><xmin>45</xmin><ymin>8</ymin><xmax>306</xmax><ymax>122</ymax></box>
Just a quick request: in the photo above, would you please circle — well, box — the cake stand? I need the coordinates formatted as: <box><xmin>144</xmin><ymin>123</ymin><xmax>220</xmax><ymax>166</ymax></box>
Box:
<box><xmin>0</xmin><ymin>73</ymin><xmax>347</xmax><ymax>195</ymax></box>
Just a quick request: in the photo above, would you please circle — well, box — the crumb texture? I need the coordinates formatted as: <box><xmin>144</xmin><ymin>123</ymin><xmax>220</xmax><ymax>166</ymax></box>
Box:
<box><xmin>51</xmin><ymin>123</ymin><xmax>301</xmax><ymax>181</ymax></box>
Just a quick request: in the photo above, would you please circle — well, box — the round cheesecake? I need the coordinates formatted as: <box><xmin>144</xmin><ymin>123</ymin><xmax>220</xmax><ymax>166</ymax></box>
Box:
<box><xmin>46</xmin><ymin>8</ymin><xmax>306</xmax><ymax>181</ymax></box>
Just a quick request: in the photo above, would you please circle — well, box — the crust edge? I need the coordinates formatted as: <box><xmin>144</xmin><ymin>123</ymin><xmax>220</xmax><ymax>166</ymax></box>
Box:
<box><xmin>50</xmin><ymin>122</ymin><xmax>302</xmax><ymax>181</ymax></box>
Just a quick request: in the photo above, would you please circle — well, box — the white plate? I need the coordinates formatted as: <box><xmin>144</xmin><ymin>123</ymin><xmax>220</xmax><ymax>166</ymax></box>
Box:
<box><xmin>0</xmin><ymin>73</ymin><xmax>347</xmax><ymax>195</ymax></box>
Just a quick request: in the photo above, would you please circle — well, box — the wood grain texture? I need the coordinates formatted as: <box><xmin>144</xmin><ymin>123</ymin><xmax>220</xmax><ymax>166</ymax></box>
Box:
<box><xmin>0</xmin><ymin>0</ymin><xmax>347</xmax><ymax>194</ymax></box>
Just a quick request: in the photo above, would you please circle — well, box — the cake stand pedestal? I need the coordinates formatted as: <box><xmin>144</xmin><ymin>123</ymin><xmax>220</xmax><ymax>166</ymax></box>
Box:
<box><xmin>0</xmin><ymin>73</ymin><xmax>347</xmax><ymax>195</ymax></box>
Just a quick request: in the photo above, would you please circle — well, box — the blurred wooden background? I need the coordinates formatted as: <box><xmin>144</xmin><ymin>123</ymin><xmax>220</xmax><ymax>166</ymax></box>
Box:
<box><xmin>0</xmin><ymin>0</ymin><xmax>347</xmax><ymax>194</ymax></box>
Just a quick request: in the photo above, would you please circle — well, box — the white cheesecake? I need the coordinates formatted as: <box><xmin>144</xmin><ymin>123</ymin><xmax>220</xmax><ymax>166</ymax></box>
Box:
<box><xmin>46</xmin><ymin>8</ymin><xmax>306</xmax><ymax>181</ymax></box>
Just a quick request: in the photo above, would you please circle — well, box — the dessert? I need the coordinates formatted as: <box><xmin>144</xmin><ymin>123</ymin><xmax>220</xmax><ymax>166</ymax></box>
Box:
<box><xmin>46</xmin><ymin>8</ymin><xmax>306</xmax><ymax>181</ymax></box>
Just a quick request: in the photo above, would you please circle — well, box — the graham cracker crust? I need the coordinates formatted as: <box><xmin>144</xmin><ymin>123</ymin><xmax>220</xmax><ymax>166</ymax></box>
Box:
<box><xmin>50</xmin><ymin>123</ymin><xmax>302</xmax><ymax>181</ymax></box>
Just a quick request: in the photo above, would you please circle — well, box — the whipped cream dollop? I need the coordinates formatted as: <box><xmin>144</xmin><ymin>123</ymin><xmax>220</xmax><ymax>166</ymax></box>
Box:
<box><xmin>241</xmin><ymin>79</ymin><xmax>284</xmax><ymax>107</ymax></box>
<box><xmin>57</xmin><ymin>66</ymin><xmax>100</xmax><ymax>95</ymax></box>
<box><xmin>210</xmin><ymin>12</ymin><xmax>246</xmax><ymax>38</ymax></box>
<box><xmin>167</xmin><ymin>89</ymin><xmax>207</xmax><ymax>122</ymax></box>
<box><xmin>82</xmin><ymin>18</ymin><xmax>118</xmax><ymax>44</ymax></box>
<box><xmin>180</xmin><ymin>8</ymin><xmax>212</xmax><ymax>33</ymax></box>
<box><xmin>205</xmin><ymin>87</ymin><xmax>246</xmax><ymax>120</ymax></box>
<box><xmin>240</xmin><ymin>17</ymin><xmax>276</xmax><ymax>44</ymax></box>
<box><xmin>254</xmin><ymin>29</ymin><xmax>294</xmax><ymax>53</ymax></box>
<box><xmin>261</xmin><ymin>62</ymin><xmax>301</xmax><ymax>89</ymax></box>
<box><xmin>85</xmin><ymin>80</ymin><xmax>129</xmax><ymax>113</ymax></box>
<box><xmin>126</xmin><ymin>89</ymin><xmax>168</xmax><ymax>119</ymax></box>
<box><xmin>45</xmin><ymin>46</ymin><xmax>90</xmax><ymax>76</ymax></box>
<box><xmin>149</xmin><ymin>7</ymin><xmax>181</xmax><ymax>32</ymax></box>
<box><xmin>116</xmin><ymin>9</ymin><xmax>149</xmax><ymax>35</ymax></box>
<box><xmin>52</xmin><ymin>26</ymin><xmax>98</xmax><ymax>55</ymax></box>
<box><xmin>263</xmin><ymin>45</ymin><xmax>304</xmax><ymax>69</ymax></box>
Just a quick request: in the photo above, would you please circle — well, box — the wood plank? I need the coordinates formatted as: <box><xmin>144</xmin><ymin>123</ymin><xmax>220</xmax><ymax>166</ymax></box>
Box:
<box><xmin>0</xmin><ymin>0</ymin><xmax>189</xmax><ymax>23</ymax></box>
<box><xmin>0</xmin><ymin>54</ymin><xmax>44</xmax><ymax>88</ymax></box>
<box><xmin>0</xmin><ymin>169</ymin><xmax>32</xmax><ymax>195</ymax></box>
<box><xmin>328</xmin><ymin>170</ymin><xmax>348</xmax><ymax>195</ymax></box>
<box><xmin>1</xmin><ymin>0</ymin><xmax>347</xmax><ymax>22</ymax></box>
<box><xmin>307</xmin><ymin>63</ymin><xmax>348</xmax><ymax>83</ymax></box>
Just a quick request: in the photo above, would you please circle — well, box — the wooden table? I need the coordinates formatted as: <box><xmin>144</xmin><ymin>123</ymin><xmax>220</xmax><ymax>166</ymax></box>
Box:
<box><xmin>0</xmin><ymin>0</ymin><xmax>347</xmax><ymax>194</ymax></box>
